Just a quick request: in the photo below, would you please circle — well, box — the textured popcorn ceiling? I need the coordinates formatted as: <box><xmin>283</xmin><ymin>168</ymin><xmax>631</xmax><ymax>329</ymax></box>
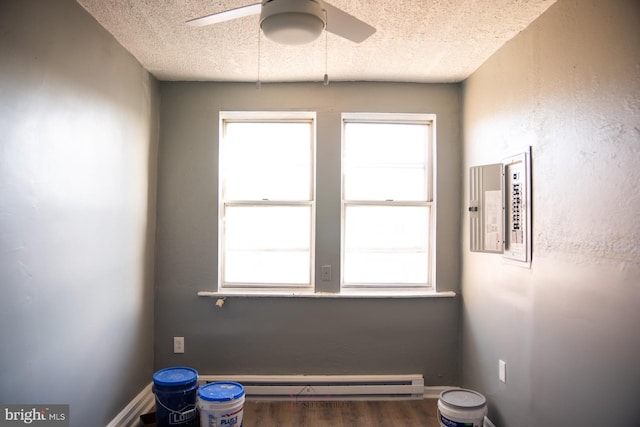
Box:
<box><xmin>76</xmin><ymin>0</ymin><xmax>557</xmax><ymax>83</ymax></box>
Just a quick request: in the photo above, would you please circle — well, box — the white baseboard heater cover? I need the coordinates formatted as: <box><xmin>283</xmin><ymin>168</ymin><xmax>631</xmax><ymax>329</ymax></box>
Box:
<box><xmin>200</xmin><ymin>374</ymin><xmax>425</xmax><ymax>401</ymax></box>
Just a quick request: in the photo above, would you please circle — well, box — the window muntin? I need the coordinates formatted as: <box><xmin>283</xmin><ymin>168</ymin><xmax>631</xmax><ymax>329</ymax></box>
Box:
<box><xmin>341</xmin><ymin>114</ymin><xmax>435</xmax><ymax>289</ymax></box>
<box><xmin>219</xmin><ymin>112</ymin><xmax>315</xmax><ymax>289</ymax></box>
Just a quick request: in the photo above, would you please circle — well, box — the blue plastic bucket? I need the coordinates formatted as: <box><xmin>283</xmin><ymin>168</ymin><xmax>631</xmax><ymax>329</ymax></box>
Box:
<box><xmin>152</xmin><ymin>366</ymin><xmax>199</xmax><ymax>426</ymax></box>
<box><xmin>197</xmin><ymin>382</ymin><xmax>245</xmax><ymax>427</ymax></box>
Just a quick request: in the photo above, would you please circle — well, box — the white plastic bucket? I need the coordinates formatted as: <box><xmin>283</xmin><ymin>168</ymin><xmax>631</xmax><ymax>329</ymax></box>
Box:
<box><xmin>198</xmin><ymin>382</ymin><xmax>245</xmax><ymax>427</ymax></box>
<box><xmin>438</xmin><ymin>388</ymin><xmax>487</xmax><ymax>427</ymax></box>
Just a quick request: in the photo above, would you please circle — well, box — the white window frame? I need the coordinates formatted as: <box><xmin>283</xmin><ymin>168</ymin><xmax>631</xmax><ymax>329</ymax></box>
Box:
<box><xmin>340</xmin><ymin>113</ymin><xmax>436</xmax><ymax>292</ymax></box>
<box><xmin>218</xmin><ymin>111</ymin><xmax>316</xmax><ymax>292</ymax></box>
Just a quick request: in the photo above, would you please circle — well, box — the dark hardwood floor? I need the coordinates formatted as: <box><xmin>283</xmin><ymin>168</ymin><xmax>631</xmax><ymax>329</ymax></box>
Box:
<box><xmin>242</xmin><ymin>399</ymin><xmax>441</xmax><ymax>427</ymax></box>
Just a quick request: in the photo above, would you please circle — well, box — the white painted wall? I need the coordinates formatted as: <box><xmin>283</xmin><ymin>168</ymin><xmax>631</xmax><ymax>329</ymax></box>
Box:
<box><xmin>461</xmin><ymin>0</ymin><xmax>640</xmax><ymax>425</ymax></box>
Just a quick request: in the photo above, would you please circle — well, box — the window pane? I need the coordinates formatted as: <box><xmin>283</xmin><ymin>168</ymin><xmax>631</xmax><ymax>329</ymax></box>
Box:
<box><xmin>223</xmin><ymin>205</ymin><xmax>311</xmax><ymax>285</ymax></box>
<box><xmin>344</xmin><ymin>253</ymin><xmax>428</xmax><ymax>284</ymax></box>
<box><xmin>223</xmin><ymin>122</ymin><xmax>312</xmax><ymax>200</ymax></box>
<box><xmin>344</xmin><ymin>122</ymin><xmax>427</xmax><ymax>201</ymax></box>
<box><xmin>344</xmin><ymin>167</ymin><xmax>426</xmax><ymax>201</ymax></box>
<box><xmin>225</xmin><ymin>251</ymin><xmax>310</xmax><ymax>285</ymax></box>
<box><xmin>225</xmin><ymin>206</ymin><xmax>311</xmax><ymax>250</ymax></box>
<box><xmin>344</xmin><ymin>205</ymin><xmax>429</xmax><ymax>285</ymax></box>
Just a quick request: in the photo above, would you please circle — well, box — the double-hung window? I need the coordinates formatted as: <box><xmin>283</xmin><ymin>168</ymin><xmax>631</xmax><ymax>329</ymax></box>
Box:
<box><xmin>219</xmin><ymin>112</ymin><xmax>315</xmax><ymax>290</ymax></box>
<box><xmin>341</xmin><ymin>113</ymin><xmax>435</xmax><ymax>290</ymax></box>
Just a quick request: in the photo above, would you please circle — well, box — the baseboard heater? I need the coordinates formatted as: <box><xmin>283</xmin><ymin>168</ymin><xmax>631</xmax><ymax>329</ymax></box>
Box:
<box><xmin>200</xmin><ymin>374</ymin><xmax>425</xmax><ymax>401</ymax></box>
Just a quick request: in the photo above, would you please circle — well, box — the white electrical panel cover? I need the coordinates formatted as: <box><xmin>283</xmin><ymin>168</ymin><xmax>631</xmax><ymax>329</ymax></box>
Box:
<box><xmin>469</xmin><ymin>163</ymin><xmax>504</xmax><ymax>253</ymax></box>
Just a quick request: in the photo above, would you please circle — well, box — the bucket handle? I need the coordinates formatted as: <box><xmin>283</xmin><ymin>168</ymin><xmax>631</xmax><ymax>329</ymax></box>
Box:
<box><xmin>154</xmin><ymin>393</ymin><xmax>197</xmax><ymax>421</ymax></box>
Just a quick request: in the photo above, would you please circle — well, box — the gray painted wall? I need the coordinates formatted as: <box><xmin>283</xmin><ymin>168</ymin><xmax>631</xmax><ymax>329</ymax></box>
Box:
<box><xmin>461</xmin><ymin>0</ymin><xmax>640</xmax><ymax>425</ymax></box>
<box><xmin>155</xmin><ymin>82</ymin><xmax>461</xmax><ymax>384</ymax></box>
<box><xmin>0</xmin><ymin>1</ymin><xmax>158</xmax><ymax>425</ymax></box>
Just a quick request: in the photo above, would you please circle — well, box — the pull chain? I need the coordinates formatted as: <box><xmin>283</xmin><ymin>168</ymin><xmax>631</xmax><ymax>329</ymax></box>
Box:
<box><xmin>256</xmin><ymin>25</ymin><xmax>262</xmax><ymax>90</ymax></box>
<box><xmin>323</xmin><ymin>11</ymin><xmax>329</xmax><ymax>85</ymax></box>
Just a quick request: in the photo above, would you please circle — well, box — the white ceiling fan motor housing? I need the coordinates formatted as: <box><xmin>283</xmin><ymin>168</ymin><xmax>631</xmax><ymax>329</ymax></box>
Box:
<box><xmin>260</xmin><ymin>0</ymin><xmax>326</xmax><ymax>45</ymax></box>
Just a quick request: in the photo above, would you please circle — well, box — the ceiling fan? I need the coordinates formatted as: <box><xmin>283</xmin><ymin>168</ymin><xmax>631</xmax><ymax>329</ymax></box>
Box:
<box><xmin>186</xmin><ymin>0</ymin><xmax>376</xmax><ymax>45</ymax></box>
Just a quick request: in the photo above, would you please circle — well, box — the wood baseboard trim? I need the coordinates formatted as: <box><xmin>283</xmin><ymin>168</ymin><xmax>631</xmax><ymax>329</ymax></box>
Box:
<box><xmin>106</xmin><ymin>382</ymin><xmax>155</xmax><ymax>427</ymax></box>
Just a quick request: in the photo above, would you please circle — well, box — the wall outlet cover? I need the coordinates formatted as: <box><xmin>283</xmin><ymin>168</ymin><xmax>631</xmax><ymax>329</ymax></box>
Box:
<box><xmin>174</xmin><ymin>336</ymin><xmax>185</xmax><ymax>354</ymax></box>
<box><xmin>499</xmin><ymin>359</ymin><xmax>506</xmax><ymax>383</ymax></box>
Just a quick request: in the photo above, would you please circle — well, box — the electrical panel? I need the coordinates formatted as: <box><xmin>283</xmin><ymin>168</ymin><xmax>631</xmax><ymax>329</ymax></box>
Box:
<box><xmin>503</xmin><ymin>150</ymin><xmax>531</xmax><ymax>264</ymax></box>
<box><xmin>469</xmin><ymin>148</ymin><xmax>531</xmax><ymax>265</ymax></box>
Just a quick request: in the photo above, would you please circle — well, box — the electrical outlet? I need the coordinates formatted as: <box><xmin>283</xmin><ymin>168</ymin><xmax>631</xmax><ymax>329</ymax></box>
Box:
<box><xmin>499</xmin><ymin>359</ymin><xmax>506</xmax><ymax>383</ymax></box>
<box><xmin>321</xmin><ymin>265</ymin><xmax>331</xmax><ymax>281</ymax></box>
<box><xmin>174</xmin><ymin>337</ymin><xmax>185</xmax><ymax>354</ymax></box>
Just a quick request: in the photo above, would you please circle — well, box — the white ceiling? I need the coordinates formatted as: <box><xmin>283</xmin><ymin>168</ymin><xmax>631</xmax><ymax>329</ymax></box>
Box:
<box><xmin>76</xmin><ymin>0</ymin><xmax>557</xmax><ymax>83</ymax></box>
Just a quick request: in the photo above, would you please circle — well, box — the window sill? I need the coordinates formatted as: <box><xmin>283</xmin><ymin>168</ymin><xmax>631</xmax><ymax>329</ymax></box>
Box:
<box><xmin>197</xmin><ymin>289</ymin><xmax>456</xmax><ymax>299</ymax></box>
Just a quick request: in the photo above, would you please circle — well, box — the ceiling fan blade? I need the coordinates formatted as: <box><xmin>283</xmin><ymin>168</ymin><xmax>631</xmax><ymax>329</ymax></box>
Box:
<box><xmin>323</xmin><ymin>1</ymin><xmax>375</xmax><ymax>43</ymax></box>
<box><xmin>186</xmin><ymin>3</ymin><xmax>261</xmax><ymax>27</ymax></box>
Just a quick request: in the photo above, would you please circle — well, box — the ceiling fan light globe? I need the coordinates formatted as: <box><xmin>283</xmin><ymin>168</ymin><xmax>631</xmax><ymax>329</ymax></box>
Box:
<box><xmin>261</xmin><ymin>12</ymin><xmax>324</xmax><ymax>44</ymax></box>
<box><xmin>260</xmin><ymin>0</ymin><xmax>326</xmax><ymax>45</ymax></box>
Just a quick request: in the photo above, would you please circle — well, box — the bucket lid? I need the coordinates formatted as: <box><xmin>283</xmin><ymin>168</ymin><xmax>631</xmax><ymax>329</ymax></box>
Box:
<box><xmin>153</xmin><ymin>366</ymin><xmax>198</xmax><ymax>387</ymax></box>
<box><xmin>440</xmin><ymin>388</ymin><xmax>486</xmax><ymax>409</ymax></box>
<box><xmin>198</xmin><ymin>382</ymin><xmax>245</xmax><ymax>402</ymax></box>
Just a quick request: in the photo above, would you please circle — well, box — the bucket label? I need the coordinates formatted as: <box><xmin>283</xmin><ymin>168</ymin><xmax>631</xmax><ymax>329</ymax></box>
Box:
<box><xmin>202</xmin><ymin>408</ymin><xmax>243</xmax><ymax>427</ymax></box>
<box><xmin>220</xmin><ymin>414</ymin><xmax>239</xmax><ymax>425</ymax></box>
<box><xmin>440</xmin><ymin>413</ymin><xmax>476</xmax><ymax>427</ymax></box>
<box><xmin>169</xmin><ymin>405</ymin><xmax>196</xmax><ymax>425</ymax></box>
